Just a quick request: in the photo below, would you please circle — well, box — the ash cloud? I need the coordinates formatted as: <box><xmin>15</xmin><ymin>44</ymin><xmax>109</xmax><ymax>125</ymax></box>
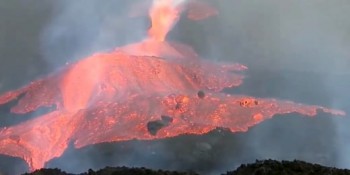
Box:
<box><xmin>39</xmin><ymin>0</ymin><xmax>149</xmax><ymax>68</ymax></box>
<box><xmin>177</xmin><ymin>0</ymin><xmax>350</xmax><ymax>74</ymax></box>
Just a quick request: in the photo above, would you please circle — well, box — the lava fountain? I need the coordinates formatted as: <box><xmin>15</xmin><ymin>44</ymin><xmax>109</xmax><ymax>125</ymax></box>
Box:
<box><xmin>0</xmin><ymin>0</ymin><xmax>345</xmax><ymax>172</ymax></box>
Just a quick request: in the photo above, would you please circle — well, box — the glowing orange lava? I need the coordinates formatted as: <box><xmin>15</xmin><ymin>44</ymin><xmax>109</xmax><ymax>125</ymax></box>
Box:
<box><xmin>0</xmin><ymin>0</ymin><xmax>345</xmax><ymax>172</ymax></box>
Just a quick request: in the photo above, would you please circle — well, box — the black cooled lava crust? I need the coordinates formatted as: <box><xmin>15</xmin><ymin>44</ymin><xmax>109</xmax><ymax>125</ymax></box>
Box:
<box><xmin>23</xmin><ymin>160</ymin><xmax>350</xmax><ymax>175</ymax></box>
<box><xmin>24</xmin><ymin>166</ymin><xmax>199</xmax><ymax>175</ymax></box>
<box><xmin>224</xmin><ymin>159</ymin><xmax>350</xmax><ymax>175</ymax></box>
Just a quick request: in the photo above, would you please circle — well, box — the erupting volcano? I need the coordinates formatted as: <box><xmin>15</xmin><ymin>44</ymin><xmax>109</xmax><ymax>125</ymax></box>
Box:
<box><xmin>0</xmin><ymin>0</ymin><xmax>345</xmax><ymax>172</ymax></box>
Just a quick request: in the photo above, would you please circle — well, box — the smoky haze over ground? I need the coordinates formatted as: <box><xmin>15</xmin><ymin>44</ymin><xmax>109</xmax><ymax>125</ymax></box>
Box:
<box><xmin>0</xmin><ymin>0</ymin><xmax>349</xmax><ymax>174</ymax></box>
<box><xmin>40</xmin><ymin>0</ymin><xmax>150</xmax><ymax>68</ymax></box>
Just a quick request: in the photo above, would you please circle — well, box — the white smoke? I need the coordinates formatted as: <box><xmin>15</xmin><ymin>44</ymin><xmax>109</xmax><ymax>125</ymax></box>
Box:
<box><xmin>152</xmin><ymin>0</ymin><xmax>187</xmax><ymax>7</ymax></box>
<box><xmin>39</xmin><ymin>0</ymin><xmax>148</xmax><ymax>69</ymax></box>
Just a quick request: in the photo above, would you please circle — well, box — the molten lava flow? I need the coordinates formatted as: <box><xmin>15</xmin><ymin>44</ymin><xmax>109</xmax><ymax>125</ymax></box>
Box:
<box><xmin>72</xmin><ymin>93</ymin><xmax>344</xmax><ymax>148</ymax></box>
<box><xmin>0</xmin><ymin>0</ymin><xmax>346</xmax><ymax>172</ymax></box>
<box><xmin>0</xmin><ymin>111</ymin><xmax>83</xmax><ymax>170</ymax></box>
<box><xmin>0</xmin><ymin>48</ymin><xmax>247</xmax><ymax>171</ymax></box>
<box><xmin>0</xmin><ymin>44</ymin><xmax>345</xmax><ymax>171</ymax></box>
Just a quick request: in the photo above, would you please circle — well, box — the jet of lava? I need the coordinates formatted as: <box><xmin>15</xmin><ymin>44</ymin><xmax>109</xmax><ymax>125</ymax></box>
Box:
<box><xmin>0</xmin><ymin>0</ymin><xmax>345</xmax><ymax>172</ymax></box>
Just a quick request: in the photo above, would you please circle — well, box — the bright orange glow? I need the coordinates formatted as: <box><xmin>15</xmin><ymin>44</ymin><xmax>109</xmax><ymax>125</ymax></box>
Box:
<box><xmin>0</xmin><ymin>0</ymin><xmax>346</xmax><ymax>172</ymax></box>
<box><xmin>0</xmin><ymin>41</ymin><xmax>345</xmax><ymax>171</ymax></box>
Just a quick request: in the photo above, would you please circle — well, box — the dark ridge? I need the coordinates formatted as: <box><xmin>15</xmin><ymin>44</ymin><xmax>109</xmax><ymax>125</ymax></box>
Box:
<box><xmin>224</xmin><ymin>159</ymin><xmax>350</xmax><ymax>175</ymax></box>
<box><xmin>23</xmin><ymin>166</ymin><xmax>198</xmax><ymax>175</ymax></box>
<box><xmin>22</xmin><ymin>160</ymin><xmax>350</xmax><ymax>175</ymax></box>
<box><xmin>23</xmin><ymin>168</ymin><xmax>71</xmax><ymax>175</ymax></box>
